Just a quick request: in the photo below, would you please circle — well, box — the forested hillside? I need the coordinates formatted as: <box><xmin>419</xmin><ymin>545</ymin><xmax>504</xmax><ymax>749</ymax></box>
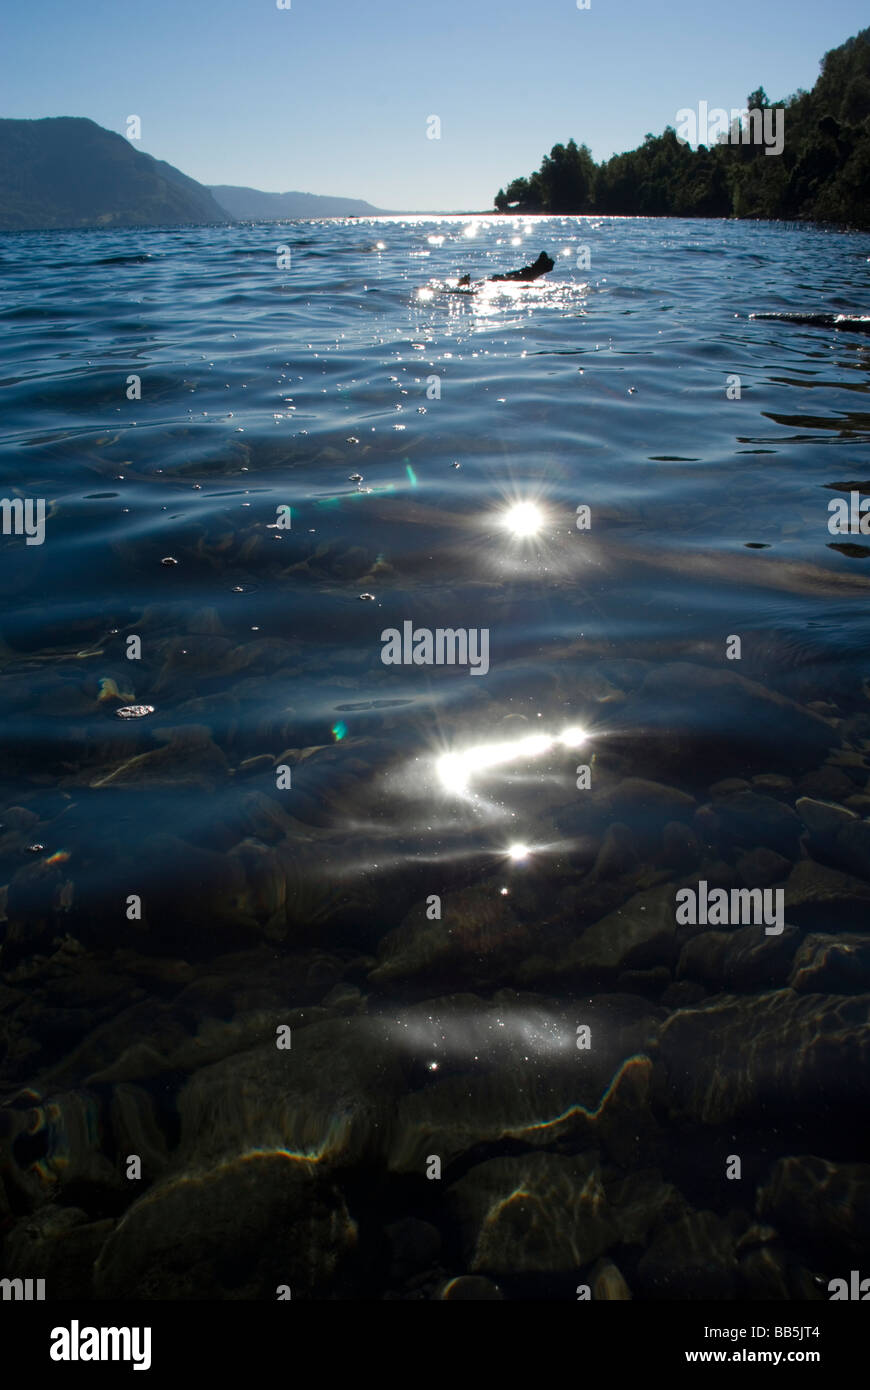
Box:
<box><xmin>494</xmin><ymin>28</ymin><xmax>870</xmax><ymax>227</ymax></box>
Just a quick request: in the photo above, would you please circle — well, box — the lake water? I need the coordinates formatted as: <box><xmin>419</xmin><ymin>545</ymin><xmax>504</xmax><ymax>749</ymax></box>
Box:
<box><xmin>1</xmin><ymin>214</ymin><xmax>869</xmax><ymax>1300</ymax></box>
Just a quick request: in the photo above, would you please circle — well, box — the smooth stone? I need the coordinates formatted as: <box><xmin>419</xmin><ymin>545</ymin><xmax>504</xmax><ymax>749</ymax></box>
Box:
<box><xmin>783</xmin><ymin>859</ymin><xmax>870</xmax><ymax>930</ymax></box>
<box><xmin>751</xmin><ymin>773</ymin><xmax>794</xmax><ymax>796</ymax></box>
<box><xmin>709</xmin><ymin>778</ymin><xmax>752</xmax><ymax>798</ymax></box>
<box><xmin>604</xmin><ymin>778</ymin><xmax>696</xmax><ymax>819</ymax></box>
<box><xmin>710</xmin><ymin>792</ymin><xmax>802</xmax><ymax>859</ymax></box>
<box><xmin>798</xmin><ymin>766</ymin><xmax>858</xmax><ymax>802</ymax></box>
<box><xmin>796</xmin><ymin>796</ymin><xmax>858</xmax><ymax>836</ymax></box>
<box><xmin>679</xmin><ymin>857</ymin><xmax>739</xmax><ymax>891</ymax></box>
<box><xmin>826</xmin><ymin>749</ymin><xmax>870</xmax><ymax>778</ymax></box>
<box><xmin>735</xmin><ymin>847</ymin><xmax>791</xmax><ymax>888</ymax></box>
<box><xmin>590</xmin><ymin>1258</ymin><xmax>632</xmax><ymax>1300</ymax></box>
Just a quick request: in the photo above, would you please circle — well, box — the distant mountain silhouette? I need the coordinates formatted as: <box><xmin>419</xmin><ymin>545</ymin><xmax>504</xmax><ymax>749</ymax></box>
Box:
<box><xmin>0</xmin><ymin>117</ymin><xmax>230</xmax><ymax>230</ymax></box>
<box><xmin>210</xmin><ymin>185</ymin><xmax>388</xmax><ymax>219</ymax></box>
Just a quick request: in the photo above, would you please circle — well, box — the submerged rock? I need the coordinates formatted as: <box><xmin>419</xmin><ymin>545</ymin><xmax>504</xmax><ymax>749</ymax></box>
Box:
<box><xmin>447</xmin><ymin>1152</ymin><xmax>616</xmax><ymax>1276</ymax></box>
<box><xmin>735</xmin><ymin>847</ymin><xmax>791</xmax><ymax>887</ymax></box>
<box><xmin>515</xmin><ymin>883</ymin><xmax>679</xmax><ymax>988</ymax></box>
<box><xmin>757</xmin><ymin>1155</ymin><xmax>870</xmax><ymax>1264</ymax></box>
<box><xmin>825</xmin><ymin>818</ymin><xmax>870</xmax><ymax>883</ymax></box>
<box><xmin>177</xmin><ymin>1015</ymin><xmax>408</xmax><ymax>1170</ymax></box>
<box><xmin>738</xmin><ymin>1242</ymin><xmax>822</xmax><ymax>1300</ymax></box>
<box><xmin>707</xmin><ymin>791</ymin><xmax>802</xmax><ymax>859</ymax></box>
<box><xmin>0</xmin><ymin>1206</ymin><xmax>114</xmax><ymax>1300</ymax></box>
<box><xmin>661</xmin><ymin>820</ymin><xmax>703</xmax><ymax>872</ymax></box>
<box><xmin>90</xmin><ymin>725</ymin><xmax>229</xmax><ymax>790</ymax></box>
<box><xmin>590</xmin><ymin>1258</ymin><xmax>632</xmax><ymax>1299</ymax></box>
<box><xmin>94</xmin><ymin>1152</ymin><xmax>356</xmax><ymax>1299</ymax></box>
<box><xmin>370</xmin><ymin>883</ymin><xmax>531</xmax><ymax>988</ymax></box>
<box><xmin>597</xmin><ymin>780</ymin><xmax>696</xmax><ymax>853</ymax></box>
<box><xmin>796</xmin><ymin>796</ymin><xmax>858</xmax><ymax>837</ymax></box>
<box><xmin>655</xmin><ymin>991</ymin><xmax>870</xmax><ymax>1126</ymax></box>
<box><xmin>114</xmin><ymin>705</ymin><xmax>155</xmax><ymax>720</ymax></box>
<box><xmin>605</xmin><ymin>1168</ymin><xmax>688</xmax><ymax>1247</ymax></box>
<box><xmin>676</xmin><ymin>923</ymin><xmax>800</xmax><ymax>991</ymax></box>
<box><xmin>389</xmin><ymin>1027</ymin><xmax>661</xmax><ymax>1175</ymax></box>
<box><xmin>607</xmin><ymin>663</ymin><xmax>838</xmax><ymax>780</ymax></box>
<box><xmin>587</xmin><ymin>822</ymin><xmax>639</xmax><ymax>880</ymax></box>
<box><xmin>783</xmin><ymin>858</ymin><xmax>870</xmax><ymax>930</ymax></box>
<box><xmin>788</xmin><ymin>933</ymin><xmax>870</xmax><ymax>992</ymax></box>
<box><xmin>635</xmin><ymin>1210</ymin><xmax>738</xmax><ymax>1299</ymax></box>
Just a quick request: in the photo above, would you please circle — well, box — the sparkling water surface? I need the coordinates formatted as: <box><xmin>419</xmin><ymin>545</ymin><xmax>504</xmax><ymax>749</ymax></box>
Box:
<box><xmin>1</xmin><ymin>215</ymin><xmax>869</xmax><ymax>1301</ymax></box>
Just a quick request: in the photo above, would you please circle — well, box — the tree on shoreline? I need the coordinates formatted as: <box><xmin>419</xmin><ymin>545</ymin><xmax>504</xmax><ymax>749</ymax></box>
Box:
<box><xmin>493</xmin><ymin>28</ymin><xmax>870</xmax><ymax>228</ymax></box>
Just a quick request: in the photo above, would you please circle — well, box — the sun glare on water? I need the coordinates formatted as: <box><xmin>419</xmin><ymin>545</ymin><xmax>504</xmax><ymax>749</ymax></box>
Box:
<box><xmin>436</xmin><ymin>726</ymin><xmax>587</xmax><ymax>795</ymax></box>
<box><xmin>503</xmin><ymin>501</ymin><xmax>544</xmax><ymax>537</ymax></box>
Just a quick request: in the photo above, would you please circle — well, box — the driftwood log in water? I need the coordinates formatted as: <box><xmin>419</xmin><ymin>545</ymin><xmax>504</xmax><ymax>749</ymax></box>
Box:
<box><xmin>457</xmin><ymin>251</ymin><xmax>555</xmax><ymax>288</ymax></box>
<box><xmin>751</xmin><ymin>312</ymin><xmax>870</xmax><ymax>334</ymax></box>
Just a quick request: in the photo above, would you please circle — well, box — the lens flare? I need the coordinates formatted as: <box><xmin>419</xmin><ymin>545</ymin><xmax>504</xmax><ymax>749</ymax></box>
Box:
<box><xmin>560</xmin><ymin>725</ymin><xmax>586</xmax><ymax>747</ymax></box>
<box><xmin>503</xmin><ymin>501</ymin><xmax>544</xmax><ymax>537</ymax></box>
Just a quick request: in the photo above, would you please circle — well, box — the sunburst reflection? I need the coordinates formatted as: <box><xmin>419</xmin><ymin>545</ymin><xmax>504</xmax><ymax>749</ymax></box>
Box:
<box><xmin>436</xmin><ymin>725</ymin><xmax>587</xmax><ymax>796</ymax></box>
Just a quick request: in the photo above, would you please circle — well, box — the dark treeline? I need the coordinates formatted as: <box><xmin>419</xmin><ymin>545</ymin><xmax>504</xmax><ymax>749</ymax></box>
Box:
<box><xmin>494</xmin><ymin>28</ymin><xmax>870</xmax><ymax>228</ymax></box>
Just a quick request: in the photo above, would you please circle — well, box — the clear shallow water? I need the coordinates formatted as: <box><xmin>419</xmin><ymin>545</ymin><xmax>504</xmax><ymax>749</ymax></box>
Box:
<box><xmin>1</xmin><ymin>216</ymin><xmax>870</xmax><ymax>1300</ymax></box>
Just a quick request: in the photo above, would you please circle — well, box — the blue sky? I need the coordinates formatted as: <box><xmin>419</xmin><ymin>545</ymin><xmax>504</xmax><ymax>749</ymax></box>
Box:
<box><xmin>1</xmin><ymin>0</ymin><xmax>867</xmax><ymax>210</ymax></box>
